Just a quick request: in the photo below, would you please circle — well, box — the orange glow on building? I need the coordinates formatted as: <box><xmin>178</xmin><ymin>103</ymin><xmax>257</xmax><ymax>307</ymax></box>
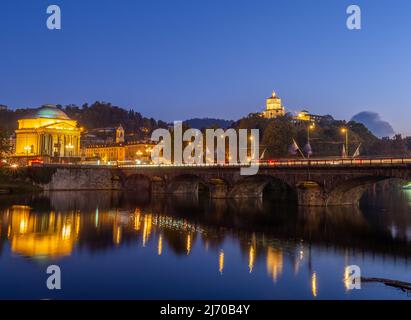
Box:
<box><xmin>14</xmin><ymin>105</ymin><xmax>81</xmax><ymax>162</ymax></box>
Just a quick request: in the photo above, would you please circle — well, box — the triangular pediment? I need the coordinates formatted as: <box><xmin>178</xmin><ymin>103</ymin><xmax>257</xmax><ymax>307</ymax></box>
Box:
<box><xmin>41</xmin><ymin>121</ymin><xmax>78</xmax><ymax>130</ymax></box>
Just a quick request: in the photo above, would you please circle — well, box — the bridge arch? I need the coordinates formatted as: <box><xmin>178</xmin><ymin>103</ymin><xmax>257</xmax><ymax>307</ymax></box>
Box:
<box><xmin>124</xmin><ymin>173</ymin><xmax>151</xmax><ymax>194</ymax></box>
<box><xmin>207</xmin><ymin>178</ymin><xmax>230</xmax><ymax>199</ymax></box>
<box><xmin>325</xmin><ymin>176</ymin><xmax>392</xmax><ymax>206</ymax></box>
<box><xmin>168</xmin><ymin>174</ymin><xmax>210</xmax><ymax>196</ymax></box>
<box><xmin>229</xmin><ymin>174</ymin><xmax>297</xmax><ymax>203</ymax></box>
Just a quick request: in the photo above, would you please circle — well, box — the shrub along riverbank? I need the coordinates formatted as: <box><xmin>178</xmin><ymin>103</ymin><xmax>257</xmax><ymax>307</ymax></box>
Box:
<box><xmin>0</xmin><ymin>167</ymin><xmax>56</xmax><ymax>194</ymax></box>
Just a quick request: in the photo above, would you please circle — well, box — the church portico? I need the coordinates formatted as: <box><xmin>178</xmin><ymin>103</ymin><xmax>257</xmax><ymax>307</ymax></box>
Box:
<box><xmin>14</xmin><ymin>105</ymin><xmax>81</xmax><ymax>163</ymax></box>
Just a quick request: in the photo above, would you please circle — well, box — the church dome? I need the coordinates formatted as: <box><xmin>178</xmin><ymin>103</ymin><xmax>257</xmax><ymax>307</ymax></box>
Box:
<box><xmin>32</xmin><ymin>104</ymin><xmax>70</xmax><ymax>120</ymax></box>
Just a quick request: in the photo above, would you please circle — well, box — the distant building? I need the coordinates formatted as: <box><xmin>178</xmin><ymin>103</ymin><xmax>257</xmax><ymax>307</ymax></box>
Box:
<box><xmin>84</xmin><ymin>142</ymin><xmax>126</xmax><ymax>162</ymax></box>
<box><xmin>293</xmin><ymin>110</ymin><xmax>333</xmax><ymax>124</ymax></box>
<box><xmin>0</xmin><ymin>105</ymin><xmax>7</xmax><ymax>111</ymax></box>
<box><xmin>124</xmin><ymin>141</ymin><xmax>153</xmax><ymax>163</ymax></box>
<box><xmin>115</xmin><ymin>125</ymin><xmax>125</xmax><ymax>143</ymax></box>
<box><xmin>80</xmin><ymin>127</ymin><xmax>116</xmax><ymax>147</ymax></box>
<box><xmin>14</xmin><ymin>105</ymin><xmax>81</xmax><ymax>163</ymax></box>
<box><xmin>81</xmin><ymin>124</ymin><xmax>149</xmax><ymax>148</ymax></box>
<box><xmin>262</xmin><ymin>91</ymin><xmax>286</xmax><ymax>119</ymax></box>
<box><xmin>84</xmin><ymin>125</ymin><xmax>154</xmax><ymax>164</ymax></box>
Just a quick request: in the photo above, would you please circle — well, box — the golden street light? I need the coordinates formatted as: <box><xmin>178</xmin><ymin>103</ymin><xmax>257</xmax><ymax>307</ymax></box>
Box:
<box><xmin>341</xmin><ymin>127</ymin><xmax>349</xmax><ymax>156</ymax></box>
<box><xmin>307</xmin><ymin>123</ymin><xmax>315</xmax><ymax>158</ymax></box>
<box><xmin>308</xmin><ymin>123</ymin><xmax>315</xmax><ymax>140</ymax></box>
<box><xmin>65</xmin><ymin>143</ymin><xmax>74</xmax><ymax>157</ymax></box>
<box><xmin>24</xmin><ymin>145</ymin><xmax>31</xmax><ymax>157</ymax></box>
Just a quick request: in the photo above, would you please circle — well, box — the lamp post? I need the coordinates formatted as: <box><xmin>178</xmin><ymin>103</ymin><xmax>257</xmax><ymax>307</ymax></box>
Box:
<box><xmin>341</xmin><ymin>127</ymin><xmax>349</xmax><ymax>157</ymax></box>
<box><xmin>23</xmin><ymin>145</ymin><xmax>31</xmax><ymax>166</ymax></box>
<box><xmin>307</xmin><ymin>123</ymin><xmax>315</xmax><ymax>159</ymax></box>
<box><xmin>65</xmin><ymin>143</ymin><xmax>74</xmax><ymax>157</ymax></box>
<box><xmin>307</xmin><ymin>123</ymin><xmax>315</xmax><ymax>144</ymax></box>
<box><xmin>24</xmin><ymin>145</ymin><xmax>31</xmax><ymax>157</ymax></box>
<box><xmin>136</xmin><ymin>150</ymin><xmax>143</xmax><ymax>164</ymax></box>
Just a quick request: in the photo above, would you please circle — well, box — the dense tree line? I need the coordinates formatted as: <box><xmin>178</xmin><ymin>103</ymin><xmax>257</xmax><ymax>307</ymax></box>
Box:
<box><xmin>232</xmin><ymin>113</ymin><xmax>410</xmax><ymax>158</ymax></box>
<box><xmin>62</xmin><ymin>102</ymin><xmax>168</xmax><ymax>134</ymax></box>
<box><xmin>0</xmin><ymin>130</ymin><xmax>11</xmax><ymax>157</ymax></box>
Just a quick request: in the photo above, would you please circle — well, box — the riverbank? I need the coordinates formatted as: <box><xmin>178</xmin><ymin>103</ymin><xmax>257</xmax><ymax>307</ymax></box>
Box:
<box><xmin>0</xmin><ymin>167</ymin><xmax>56</xmax><ymax>194</ymax></box>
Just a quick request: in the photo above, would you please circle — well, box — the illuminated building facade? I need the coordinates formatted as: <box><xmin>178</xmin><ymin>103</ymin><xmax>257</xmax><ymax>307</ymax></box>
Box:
<box><xmin>293</xmin><ymin>110</ymin><xmax>333</xmax><ymax>124</ymax></box>
<box><xmin>84</xmin><ymin>125</ymin><xmax>154</xmax><ymax>163</ymax></box>
<box><xmin>116</xmin><ymin>124</ymin><xmax>125</xmax><ymax>143</ymax></box>
<box><xmin>262</xmin><ymin>91</ymin><xmax>286</xmax><ymax>119</ymax></box>
<box><xmin>84</xmin><ymin>143</ymin><xmax>126</xmax><ymax>162</ymax></box>
<box><xmin>124</xmin><ymin>142</ymin><xmax>153</xmax><ymax>163</ymax></box>
<box><xmin>295</xmin><ymin>110</ymin><xmax>312</xmax><ymax>122</ymax></box>
<box><xmin>14</xmin><ymin>105</ymin><xmax>81</xmax><ymax>163</ymax></box>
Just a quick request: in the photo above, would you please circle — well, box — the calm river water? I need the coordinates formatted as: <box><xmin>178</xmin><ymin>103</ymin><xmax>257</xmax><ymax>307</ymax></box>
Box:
<box><xmin>0</xmin><ymin>187</ymin><xmax>410</xmax><ymax>299</ymax></box>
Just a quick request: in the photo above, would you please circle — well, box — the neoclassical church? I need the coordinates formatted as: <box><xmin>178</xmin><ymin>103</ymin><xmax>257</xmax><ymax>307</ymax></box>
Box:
<box><xmin>262</xmin><ymin>91</ymin><xmax>286</xmax><ymax>119</ymax></box>
<box><xmin>14</xmin><ymin>104</ymin><xmax>81</xmax><ymax>162</ymax></box>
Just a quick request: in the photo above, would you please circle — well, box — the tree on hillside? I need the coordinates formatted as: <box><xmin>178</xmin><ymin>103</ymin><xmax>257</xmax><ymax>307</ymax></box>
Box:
<box><xmin>0</xmin><ymin>128</ymin><xmax>11</xmax><ymax>158</ymax></box>
<box><xmin>261</xmin><ymin>117</ymin><xmax>296</xmax><ymax>158</ymax></box>
<box><xmin>371</xmin><ymin>135</ymin><xmax>409</xmax><ymax>156</ymax></box>
<box><xmin>63</xmin><ymin>101</ymin><xmax>167</xmax><ymax>136</ymax></box>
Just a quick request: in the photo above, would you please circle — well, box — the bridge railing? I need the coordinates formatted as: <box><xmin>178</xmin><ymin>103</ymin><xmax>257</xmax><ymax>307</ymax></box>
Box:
<box><xmin>260</xmin><ymin>157</ymin><xmax>411</xmax><ymax>167</ymax></box>
<box><xmin>33</xmin><ymin>157</ymin><xmax>411</xmax><ymax>169</ymax></box>
<box><xmin>114</xmin><ymin>157</ymin><xmax>411</xmax><ymax>168</ymax></box>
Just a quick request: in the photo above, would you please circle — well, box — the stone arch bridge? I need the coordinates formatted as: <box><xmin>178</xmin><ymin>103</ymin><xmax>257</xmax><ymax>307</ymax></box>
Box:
<box><xmin>117</xmin><ymin>161</ymin><xmax>411</xmax><ymax>206</ymax></box>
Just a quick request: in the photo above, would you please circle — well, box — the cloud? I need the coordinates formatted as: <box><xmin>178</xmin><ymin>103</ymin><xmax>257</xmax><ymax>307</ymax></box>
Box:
<box><xmin>351</xmin><ymin>111</ymin><xmax>395</xmax><ymax>138</ymax></box>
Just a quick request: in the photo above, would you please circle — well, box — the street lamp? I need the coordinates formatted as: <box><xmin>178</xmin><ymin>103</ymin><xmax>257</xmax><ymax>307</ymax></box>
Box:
<box><xmin>307</xmin><ymin>123</ymin><xmax>315</xmax><ymax>144</ymax></box>
<box><xmin>136</xmin><ymin>150</ymin><xmax>143</xmax><ymax>162</ymax></box>
<box><xmin>307</xmin><ymin>123</ymin><xmax>315</xmax><ymax>159</ymax></box>
<box><xmin>341</xmin><ymin>127</ymin><xmax>349</xmax><ymax>157</ymax></box>
<box><xmin>65</xmin><ymin>143</ymin><xmax>74</xmax><ymax>156</ymax></box>
<box><xmin>24</xmin><ymin>145</ymin><xmax>31</xmax><ymax>157</ymax></box>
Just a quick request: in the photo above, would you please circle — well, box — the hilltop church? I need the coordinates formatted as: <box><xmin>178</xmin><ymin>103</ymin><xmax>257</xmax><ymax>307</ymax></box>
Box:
<box><xmin>262</xmin><ymin>91</ymin><xmax>286</xmax><ymax>119</ymax></box>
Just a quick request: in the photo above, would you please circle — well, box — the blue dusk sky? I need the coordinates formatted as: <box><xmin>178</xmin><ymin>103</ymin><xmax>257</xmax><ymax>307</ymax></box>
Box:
<box><xmin>0</xmin><ymin>0</ymin><xmax>410</xmax><ymax>135</ymax></box>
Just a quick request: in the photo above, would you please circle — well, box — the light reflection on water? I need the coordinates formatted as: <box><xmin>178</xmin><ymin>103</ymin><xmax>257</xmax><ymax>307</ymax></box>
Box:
<box><xmin>0</xmin><ymin>188</ymin><xmax>410</xmax><ymax>299</ymax></box>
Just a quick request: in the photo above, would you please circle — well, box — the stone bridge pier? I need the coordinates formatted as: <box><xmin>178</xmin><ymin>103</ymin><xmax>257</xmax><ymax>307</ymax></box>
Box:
<box><xmin>120</xmin><ymin>165</ymin><xmax>411</xmax><ymax>207</ymax></box>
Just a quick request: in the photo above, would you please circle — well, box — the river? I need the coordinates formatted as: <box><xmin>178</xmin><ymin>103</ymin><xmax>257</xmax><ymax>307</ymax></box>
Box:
<box><xmin>0</xmin><ymin>186</ymin><xmax>410</xmax><ymax>299</ymax></box>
